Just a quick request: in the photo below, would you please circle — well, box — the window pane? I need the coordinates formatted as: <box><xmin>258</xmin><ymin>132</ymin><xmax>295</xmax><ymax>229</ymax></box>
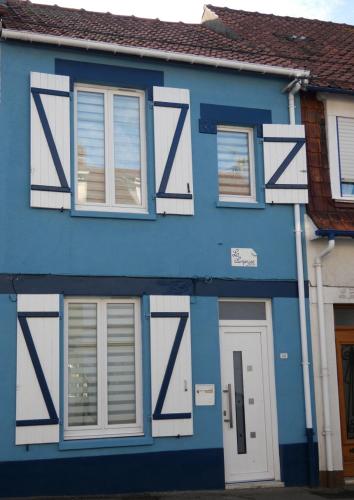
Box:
<box><xmin>341</xmin><ymin>345</ymin><xmax>354</xmax><ymax>439</ymax></box>
<box><xmin>335</xmin><ymin>307</ymin><xmax>354</xmax><ymax>326</ymax></box>
<box><xmin>338</xmin><ymin>117</ymin><xmax>354</xmax><ymax>187</ymax></box>
<box><xmin>233</xmin><ymin>351</ymin><xmax>247</xmax><ymax>454</ymax></box>
<box><xmin>107</xmin><ymin>303</ymin><xmax>136</xmax><ymax>425</ymax></box>
<box><xmin>217</xmin><ymin>130</ymin><xmax>251</xmax><ymax>197</ymax></box>
<box><xmin>114</xmin><ymin>95</ymin><xmax>142</xmax><ymax>206</ymax></box>
<box><xmin>219</xmin><ymin>301</ymin><xmax>266</xmax><ymax>320</ymax></box>
<box><xmin>77</xmin><ymin>91</ymin><xmax>105</xmax><ymax>204</ymax></box>
<box><xmin>68</xmin><ymin>303</ymin><xmax>98</xmax><ymax>426</ymax></box>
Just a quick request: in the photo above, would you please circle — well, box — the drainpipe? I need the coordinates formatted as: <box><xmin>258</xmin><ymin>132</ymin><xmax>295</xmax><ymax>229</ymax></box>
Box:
<box><xmin>314</xmin><ymin>237</ymin><xmax>336</xmax><ymax>477</ymax></box>
<box><xmin>286</xmin><ymin>79</ymin><xmax>316</xmax><ymax>485</ymax></box>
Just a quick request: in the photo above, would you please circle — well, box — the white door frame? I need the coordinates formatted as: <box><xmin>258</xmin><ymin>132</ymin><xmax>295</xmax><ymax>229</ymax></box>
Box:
<box><xmin>219</xmin><ymin>298</ymin><xmax>280</xmax><ymax>484</ymax></box>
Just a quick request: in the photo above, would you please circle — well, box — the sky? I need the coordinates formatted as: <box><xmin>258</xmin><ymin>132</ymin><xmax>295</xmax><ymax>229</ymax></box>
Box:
<box><xmin>31</xmin><ymin>0</ymin><xmax>354</xmax><ymax>25</ymax></box>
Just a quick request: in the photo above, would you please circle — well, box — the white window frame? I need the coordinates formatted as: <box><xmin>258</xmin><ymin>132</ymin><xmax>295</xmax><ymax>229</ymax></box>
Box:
<box><xmin>322</xmin><ymin>94</ymin><xmax>354</xmax><ymax>202</ymax></box>
<box><xmin>64</xmin><ymin>297</ymin><xmax>143</xmax><ymax>440</ymax></box>
<box><xmin>74</xmin><ymin>84</ymin><xmax>148</xmax><ymax>213</ymax></box>
<box><xmin>217</xmin><ymin>125</ymin><xmax>256</xmax><ymax>203</ymax></box>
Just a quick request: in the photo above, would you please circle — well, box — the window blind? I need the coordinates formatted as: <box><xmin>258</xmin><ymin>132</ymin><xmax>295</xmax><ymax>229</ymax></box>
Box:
<box><xmin>113</xmin><ymin>95</ymin><xmax>142</xmax><ymax>207</ymax></box>
<box><xmin>77</xmin><ymin>91</ymin><xmax>105</xmax><ymax>204</ymax></box>
<box><xmin>217</xmin><ymin>130</ymin><xmax>251</xmax><ymax>196</ymax></box>
<box><xmin>68</xmin><ymin>303</ymin><xmax>98</xmax><ymax>427</ymax></box>
<box><xmin>107</xmin><ymin>303</ymin><xmax>136</xmax><ymax>425</ymax></box>
<box><xmin>338</xmin><ymin>117</ymin><xmax>354</xmax><ymax>183</ymax></box>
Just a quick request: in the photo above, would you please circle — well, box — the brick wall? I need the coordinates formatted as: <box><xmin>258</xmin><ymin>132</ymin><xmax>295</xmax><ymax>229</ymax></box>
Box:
<box><xmin>301</xmin><ymin>91</ymin><xmax>354</xmax><ymax>230</ymax></box>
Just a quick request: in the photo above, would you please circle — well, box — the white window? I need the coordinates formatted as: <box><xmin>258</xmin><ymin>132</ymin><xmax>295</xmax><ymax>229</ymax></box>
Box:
<box><xmin>323</xmin><ymin>96</ymin><xmax>354</xmax><ymax>201</ymax></box>
<box><xmin>337</xmin><ymin>117</ymin><xmax>354</xmax><ymax>197</ymax></box>
<box><xmin>64</xmin><ymin>297</ymin><xmax>143</xmax><ymax>440</ymax></box>
<box><xmin>75</xmin><ymin>85</ymin><xmax>147</xmax><ymax>213</ymax></box>
<box><xmin>217</xmin><ymin>126</ymin><xmax>256</xmax><ymax>203</ymax></box>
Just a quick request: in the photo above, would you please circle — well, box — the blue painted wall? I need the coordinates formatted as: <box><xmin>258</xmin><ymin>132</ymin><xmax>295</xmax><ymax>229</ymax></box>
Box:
<box><xmin>0</xmin><ymin>294</ymin><xmax>311</xmax><ymax>462</ymax></box>
<box><xmin>0</xmin><ymin>39</ymin><xmax>316</xmax><ymax>489</ymax></box>
<box><xmin>0</xmin><ymin>41</ymin><xmax>304</xmax><ymax>281</ymax></box>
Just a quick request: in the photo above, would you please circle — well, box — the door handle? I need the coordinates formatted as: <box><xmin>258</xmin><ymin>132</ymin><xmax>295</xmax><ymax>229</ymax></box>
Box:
<box><xmin>223</xmin><ymin>383</ymin><xmax>233</xmax><ymax>429</ymax></box>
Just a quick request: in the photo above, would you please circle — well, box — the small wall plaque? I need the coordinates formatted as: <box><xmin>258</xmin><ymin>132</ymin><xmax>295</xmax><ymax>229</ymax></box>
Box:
<box><xmin>231</xmin><ymin>248</ymin><xmax>258</xmax><ymax>267</ymax></box>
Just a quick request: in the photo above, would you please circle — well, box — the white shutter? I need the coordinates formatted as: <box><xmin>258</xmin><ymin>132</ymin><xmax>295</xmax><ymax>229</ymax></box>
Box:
<box><xmin>150</xmin><ymin>295</ymin><xmax>193</xmax><ymax>437</ymax></box>
<box><xmin>153</xmin><ymin>87</ymin><xmax>194</xmax><ymax>215</ymax></box>
<box><xmin>263</xmin><ymin>124</ymin><xmax>308</xmax><ymax>204</ymax></box>
<box><xmin>16</xmin><ymin>294</ymin><xmax>60</xmax><ymax>444</ymax></box>
<box><xmin>337</xmin><ymin>117</ymin><xmax>354</xmax><ymax>183</ymax></box>
<box><xmin>30</xmin><ymin>72</ymin><xmax>71</xmax><ymax>209</ymax></box>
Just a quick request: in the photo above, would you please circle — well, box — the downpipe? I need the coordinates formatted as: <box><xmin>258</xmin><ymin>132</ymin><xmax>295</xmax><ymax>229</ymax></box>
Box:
<box><xmin>314</xmin><ymin>238</ymin><xmax>336</xmax><ymax>476</ymax></box>
<box><xmin>286</xmin><ymin>79</ymin><xmax>316</xmax><ymax>485</ymax></box>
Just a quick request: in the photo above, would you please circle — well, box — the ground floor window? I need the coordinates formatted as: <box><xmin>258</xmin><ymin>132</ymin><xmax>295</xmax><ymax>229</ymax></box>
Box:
<box><xmin>64</xmin><ymin>297</ymin><xmax>143</xmax><ymax>440</ymax></box>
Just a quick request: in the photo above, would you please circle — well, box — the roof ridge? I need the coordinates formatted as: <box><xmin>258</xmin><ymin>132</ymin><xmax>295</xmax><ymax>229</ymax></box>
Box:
<box><xmin>206</xmin><ymin>3</ymin><xmax>354</xmax><ymax>29</ymax></box>
<box><xmin>8</xmin><ymin>0</ymin><xmax>202</xmax><ymax>27</ymax></box>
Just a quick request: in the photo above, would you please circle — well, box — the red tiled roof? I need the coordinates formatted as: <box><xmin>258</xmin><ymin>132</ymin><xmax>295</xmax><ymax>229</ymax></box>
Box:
<box><xmin>1</xmin><ymin>0</ymin><xmax>309</xmax><ymax>71</ymax></box>
<box><xmin>205</xmin><ymin>5</ymin><xmax>354</xmax><ymax>92</ymax></box>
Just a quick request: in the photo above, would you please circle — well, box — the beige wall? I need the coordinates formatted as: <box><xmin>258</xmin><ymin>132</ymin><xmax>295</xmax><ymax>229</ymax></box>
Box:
<box><xmin>305</xmin><ymin>215</ymin><xmax>354</xmax><ymax>473</ymax></box>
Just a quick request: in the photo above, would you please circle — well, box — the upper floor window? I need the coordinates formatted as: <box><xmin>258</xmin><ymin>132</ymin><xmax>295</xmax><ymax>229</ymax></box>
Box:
<box><xmin>323</xmin><ymin>96</ymin><xmax>354</xmax><ymax>201</ymax></box>
<box><xmin>337</xmin><ymin>116</ymin><xmax>354</xmax><ymax>197</ymax></box>
<box><xmin>217</xmin><ymin>126</ymin><xmax>256</xmax><ymax>203</ymax></box>
<box><xmin>64</xmin><ymin>297</ymin><xmax>143</xmax><ymax>440</ymax></box>
<box><xmin>75</xmin><ymin>85</ymin><xmax>147</xmax><ymax>213</ymax></box>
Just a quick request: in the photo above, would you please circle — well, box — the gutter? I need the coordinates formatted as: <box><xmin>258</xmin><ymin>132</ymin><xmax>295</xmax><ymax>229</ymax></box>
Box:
<box><xmin>285</xmin><ymin>78</ymin><xmax>316</xmax><ymax>486</ymax></box>
<box><xmin>0</xmin><ymin>28</ymin><xmax>310</xmax><ymax>79</ymax></box>
<box><xmin>316</xmin><ymin>228</ymin><xmax>354</xmax><ymax>239</ymax></box>
<box><xmin>307</xmin><ymin>85</ymin><xmax>354</xmax><ymax>96</ymax></box>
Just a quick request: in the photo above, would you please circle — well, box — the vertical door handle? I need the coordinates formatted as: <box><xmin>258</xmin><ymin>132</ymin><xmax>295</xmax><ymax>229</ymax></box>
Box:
<box><xmin>223</xmin><ymin>383</ymin><xmax>233</xmax><ymax>429</ymax></box>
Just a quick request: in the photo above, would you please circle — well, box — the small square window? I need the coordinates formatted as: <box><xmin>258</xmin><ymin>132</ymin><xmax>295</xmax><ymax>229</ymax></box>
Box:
<box><xmin>75</xmin><ymin>85</ymin><xmax>147</xmax><ymax>213</ymax></box>
<box><xmin>217</xmin><ymin>126</ymin><xmax>256</xmax><ymax>203</ymax></box>
<box><xmin>64</xmin><ymin>297</ymin><xmax>143</xmax><ymax>440</ymax></box>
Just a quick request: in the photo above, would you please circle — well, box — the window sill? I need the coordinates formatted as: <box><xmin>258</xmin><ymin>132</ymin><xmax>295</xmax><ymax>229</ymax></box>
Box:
<box><xmin>334</xmin><ymin>198</ymin><xmax>354</xmax><ymax>208</ymax></box>
<box><xmin>71</xmin><ymin>209</ymin><xmax>156</xmax><ymax>220</ymax></box>
<box><xmin>216</xmin><ymin>201</ymin><xmax>265</xmax><ymax>209</ymax></box>
<box><xmin>59</xmin><ymin>435</ymin><xmax>153</xmax><ymax>451</ymax></box>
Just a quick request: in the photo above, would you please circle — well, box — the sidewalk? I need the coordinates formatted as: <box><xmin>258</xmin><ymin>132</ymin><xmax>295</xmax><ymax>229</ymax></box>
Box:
<box><xmin>10</xmin><ymin>486</ymin><xmax>354</xmax><ymax>500</ymax></box>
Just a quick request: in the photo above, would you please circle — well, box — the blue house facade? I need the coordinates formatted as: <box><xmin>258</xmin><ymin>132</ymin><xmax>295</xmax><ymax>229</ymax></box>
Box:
<box><xmin>0</xmin><ymin>1</ymin><xmax>318</xmax><ymax>496</ymax></box>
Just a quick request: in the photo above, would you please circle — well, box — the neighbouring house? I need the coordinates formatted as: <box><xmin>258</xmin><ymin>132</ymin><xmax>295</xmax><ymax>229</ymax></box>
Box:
<box><xmin>0</xmin><ymin>0</ymin><xmax>318</xmax><ymax>496</ymax></box>
<box><xmin>203</xmin><ymin>5</ymin><xmax>354</xmax><ymax>487</ymax></box>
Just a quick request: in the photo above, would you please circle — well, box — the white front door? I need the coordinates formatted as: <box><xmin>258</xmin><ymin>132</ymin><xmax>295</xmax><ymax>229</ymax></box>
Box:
<box><xmin>220</xmin><ymin>325</ymin><xmax>277</xmax><ymax>483</ymax></box>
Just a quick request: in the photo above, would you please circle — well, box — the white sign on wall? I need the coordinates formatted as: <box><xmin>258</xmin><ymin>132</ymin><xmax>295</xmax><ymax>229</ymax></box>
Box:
<box><xmin>231</xmin><ymin>248</ymin><xmax>258</xmax><ymax>267</ymax></box>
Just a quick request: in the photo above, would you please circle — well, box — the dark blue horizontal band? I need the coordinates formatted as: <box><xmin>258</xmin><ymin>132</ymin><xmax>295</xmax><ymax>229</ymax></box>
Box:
<box><xmin>0</xmin><ymin>448</ymin><xmax>225</xmax><ymax>497</ymax></box>
<box><xmin>199</xmin><ymin>103</ymin><xmax>272</xmax><ymax>134</ymax></box>
<box><xmin>151</xmin><ymin>312</ymin><xmax>189</xmax><ymax>318</ymax></box>
<box><xmin>153</xmin><ymin>412</ymin><xmax>192</xmax><ymax>420</ymax></box>
<box><xmin>18</xmin><ymin>311</ymin><xmax>59</xmax><ymax>318</ymax></box>
<box><xmin>16</xmin><ymin>417</ymin><xmax>59</xmax><ymax>427</ymax></box>
<box><xmin>156</xmin><ymin>193</ymin><xmax>193</xmax><ymax>199</ymax></box>
<box><xmin>263</xmin><ymin>137</ymin><xmax>305</xmax><ymax>143</ymax></box>
<box><xmin>31</xmin><ymin>185</ymin><xmax>71</xmax><ymax>193</ymax></box>
<box><xmin>154</xmin><ymin>102</ymin><xmax>189</xmax><ymax>109</ymax></box>
<box><xmin>266</xmin><ymin>184</ymin><xmax>308</xmax><ymax>189</ymax></box>
<box><xmin>0</xmin><ymin>275</ymin><xmax>308</xmax><ymax>298</ymax></box>
<box><xmin>315</xmin><ymin>229</ymin><xmax>354</xmax><ymax>239</ymax></box>
<box><xmin>55</xmin><ymin>59</ymin><xmax>164</xmax><ymax>99</ymax></box>
<box><xmin>31</xmin><ymin>87</ymin><xmax>70</xmax><ymax>98</ymax></box>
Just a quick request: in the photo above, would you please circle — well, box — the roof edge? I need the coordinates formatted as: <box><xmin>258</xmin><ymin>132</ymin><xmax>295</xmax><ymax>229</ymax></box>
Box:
<box><xmin>316</xmin><ymin>229</ymin><xmax>354</xmax><ymax>239</ymax></box>
<box><xmin>1</xmin><ymin>28</ymin><xmax>310</xmax><ymax>78</ymax></box>
<box><xmin>307</xmin><ymin>85</ymin><xmax>354</xmax><ymax>96</ymax></box>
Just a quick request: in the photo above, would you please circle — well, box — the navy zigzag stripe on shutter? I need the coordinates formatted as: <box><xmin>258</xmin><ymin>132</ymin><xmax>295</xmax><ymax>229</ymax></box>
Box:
<box><xmin>154</xmin><ymin>102</ymin><xmax>192</xmax><ymax>200</ymax></box>
<box><xmin>31</xmin><ymin>88</ymin><xmax>71</xmax><ymax>193</ymax></box>
<box><xmin>264</xmin><ymin>137</ymin><xmax>307</xmax><ymax>189</ymax></box>
<box><xmin>16</xmin><ymin>311</ymin><xmax>59</xmax><ymax>427</ymax></box>
<box><xmin>151</xmin><ymin>311</ymin><xmax>191</xmax><ymax>421</ymax></box>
